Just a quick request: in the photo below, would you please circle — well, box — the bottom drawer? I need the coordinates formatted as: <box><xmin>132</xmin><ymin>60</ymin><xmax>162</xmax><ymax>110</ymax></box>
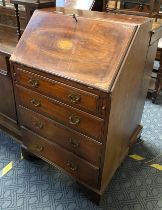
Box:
<box><xmin>22</xmin><ymin>128</ymin><xmax>99</xmax><ymax>188</ymax></box>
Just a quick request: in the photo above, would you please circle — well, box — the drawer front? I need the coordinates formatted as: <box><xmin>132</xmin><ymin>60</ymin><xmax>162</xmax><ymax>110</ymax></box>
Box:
<box><xmin>0</xmin><ymin>55</ymin><xmax>7</xmax><ymax>72</ymax></box>
<box><xmin>15</xmin><ymin>67</ymin><xmax>99</xmax><ymax>113</ymax></box>
<box><xmin>19</xmin><ymin>106</ymin><xmax>102</xmax><ymax>166</ymax></box>
<box><xmin>16</xmin><ymin>85</ymin><xmax>103</xmax><ymax>139</ymax></box>
<box><xmin>22</xmin><ymin>128</ymin><xmax>99</xmax><ymax>188</ymax></box>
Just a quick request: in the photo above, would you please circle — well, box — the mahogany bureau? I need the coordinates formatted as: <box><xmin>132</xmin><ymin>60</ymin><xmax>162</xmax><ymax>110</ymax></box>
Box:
<box><xmin>10</xmin><ymin>10</ymin><xmax>160</xmax><ymax>203</ymax></box>
<box><xmin>0</xmin><ymin>0</ymin><xmax>104</xmax><ymax>143</ymax></box>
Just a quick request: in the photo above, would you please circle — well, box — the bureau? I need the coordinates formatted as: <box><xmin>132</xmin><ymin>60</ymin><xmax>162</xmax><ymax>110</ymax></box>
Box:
<box><xmin>10</xmin><ymin>10</ymin><xmax>159</xmax><ymax>204</ymax></box>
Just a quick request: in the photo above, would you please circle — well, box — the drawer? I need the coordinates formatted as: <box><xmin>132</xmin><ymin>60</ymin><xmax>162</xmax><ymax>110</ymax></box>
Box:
<box><xmin>15</xmin><ymin>67</ymin><xmax>99</xmax><ymax>113</ymax></box>
<box><xmin>16</xmin><ymin>85</ymin><xmax>104</xmax><ymax>139</ymax></box>
<box><xmin>0</xmin><ymin>54</ymin><xmax>7</xmax><ymax>73</ymax></box>
<box><xmin>22</xmin><ymin>128</ymin><xmax>99</xmax><ymax>188</ymax></box>
<box><xmin>19</xmin><ymin>106</ymin><xmax>102</xmax><ymax>166</ymax></box>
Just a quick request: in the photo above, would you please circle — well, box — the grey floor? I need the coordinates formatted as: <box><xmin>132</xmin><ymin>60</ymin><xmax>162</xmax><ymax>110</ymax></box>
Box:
<box><xmin>0</xmin><ymin>97</ymin><xmax>162</xmax><ymax>210</ymax></box>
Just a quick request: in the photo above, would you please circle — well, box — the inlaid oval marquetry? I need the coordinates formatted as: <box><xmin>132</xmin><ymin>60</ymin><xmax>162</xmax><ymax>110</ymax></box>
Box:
<box><xmin>57</xmin><ymin>39</ymin><xmax>73</xmax><ymax>50</ymax></box>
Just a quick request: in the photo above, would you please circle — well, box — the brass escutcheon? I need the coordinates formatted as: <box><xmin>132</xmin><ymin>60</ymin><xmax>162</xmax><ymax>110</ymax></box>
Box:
<box><xmin>30</xmin><ymin>99</ymin><xmax>41</xmax><ymax>107</ymax></box>
<box><xmin>28</xmin><ymin>79</ymin><xmax>39</xmax><ymax>88</ymax></box>
<box><xmin>33</xmin><ymin>121</ymin><xmax>44</xmax><ymax>129</ymax></box>
<box><xmin>34</xmin><ymin>145</ymin><xmax>43</xmax><ymax>152</ymax></box>
<box><xmin>68</xmin><ymin>93</ymin><xmax>81</xmax><ymax>103</ymax></box>
<box><xmin>69</xmin><ymin>138</ymin><xmax>80</xmax><ymax>148</ymax></box>
<box><xmin>67</xmin><ymin>161</ymin><xmax>78</xmax><ymax>171</ymax></box>
<box><xmin>69</xmin><ymin>115</ymin><xmax>80</xmax><ymax>125</ymax></box>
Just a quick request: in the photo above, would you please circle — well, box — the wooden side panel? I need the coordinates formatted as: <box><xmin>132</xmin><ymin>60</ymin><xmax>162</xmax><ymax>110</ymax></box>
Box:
<box><xmin>100</xmin><ymin>21</ymin><xmax>152</xmax><ymax>189</ymax></box>
<box><xmin>130</xmin><ymin>40</ymin><xmax>159</xmax><ymax>143</ymax></box>
<box><xmin>0</xmin><ymin>74</ymin><xmax>17</xmax><ymax>122</ymax></box>
<box><xmin>0</xmin><ymin>71</ymin><xmax>21</xmax><ymax>140</ymax></box>
<box><xmin>0</xmin><ymin>54</ymin><xmax>7</xmax><ymax>72</ymax></box>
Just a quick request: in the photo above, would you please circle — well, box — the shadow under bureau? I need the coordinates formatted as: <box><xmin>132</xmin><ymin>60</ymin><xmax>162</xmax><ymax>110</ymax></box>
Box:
<box><xmin>10</xmin><ymin>10</ymin><xmax>160</xmax><ymax>204</ymax></box>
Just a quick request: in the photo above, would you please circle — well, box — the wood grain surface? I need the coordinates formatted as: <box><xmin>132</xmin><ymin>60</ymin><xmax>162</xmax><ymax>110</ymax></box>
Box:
<box><xmin>11</xmin><ymin>10</ymin><xmax>137</xmax><ymax>92</ymax></box>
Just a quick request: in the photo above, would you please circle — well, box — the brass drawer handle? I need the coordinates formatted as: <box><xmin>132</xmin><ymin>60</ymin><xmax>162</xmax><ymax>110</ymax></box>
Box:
<box><xmin>69</xmin><ymin>138</ymin><xmax>80</xmax><ymax>148</ymax></box>
<box><xmin>68</xmin><ymin>93</ymin><xmax>81</xmax><ymax>103</ymax></box>
<box><xmin>67</xmin><ymin>161</ymin><xmax>78</xmax><ymax>171</ymax></box>
<box><xmin>34</xmin><ymin>145</ymin><xmax>43</xmax><ymax>152</ymax></box>
<box><xmin>69</xmin><ymin>115</ymin><xmax>80</xmax><ymax>125</ymax></box>
<box><xmin>33</xmin><ymin>121</ymin><xmax>44</xmax><ymax>129</ymax></box>
<box><xmin>30</xmin><ymin>99</ymin><xmax>41</xmax><ymax>107</ymax></box>
<box><xmin>28</xmin><ymin>79</ymin><xmax>39</xmax><ymax>88</ymax></box>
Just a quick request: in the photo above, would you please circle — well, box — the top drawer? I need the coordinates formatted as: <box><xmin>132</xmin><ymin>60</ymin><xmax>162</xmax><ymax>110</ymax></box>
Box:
<box><xmin>14</xmin><ymin>67</ymin><xmax>99</xmax><ymax>114</ymax></box>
